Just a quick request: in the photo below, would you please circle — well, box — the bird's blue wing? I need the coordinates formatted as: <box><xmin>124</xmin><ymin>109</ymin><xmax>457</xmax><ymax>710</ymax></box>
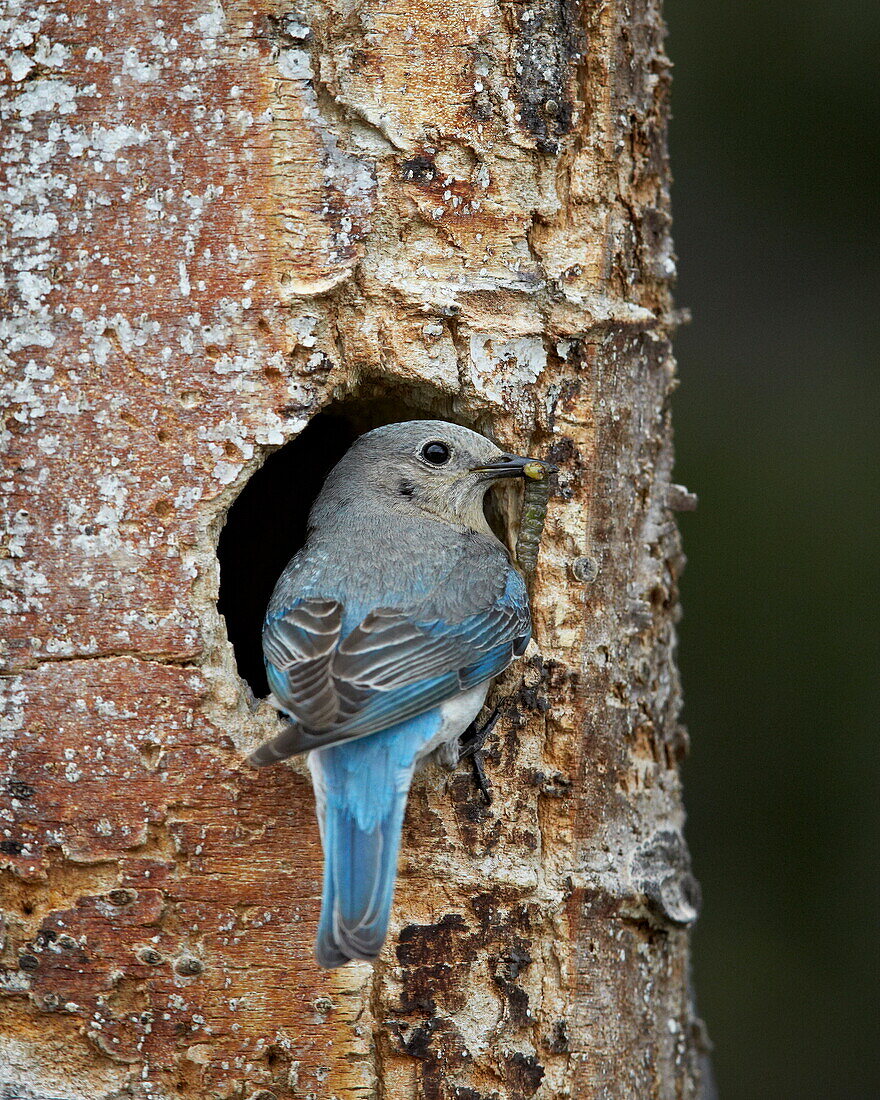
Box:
<box><xmin>261</xmin><ymin>567</ymin><xmax>530</xmax><ymax>755</ymax></box>
<box><xmin>262</xmin><ymin>598</ymin><xmax>343</xmax><ymax>729</ymax></box>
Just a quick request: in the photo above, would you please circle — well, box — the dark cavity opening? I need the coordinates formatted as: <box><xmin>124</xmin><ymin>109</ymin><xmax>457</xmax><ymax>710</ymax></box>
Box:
<box><xmin>218</xmin><ymin>395</ymin><xmax>511</xmax><ymax>698</ymax></box>
<box><xmin>218</xmin><ymin>409</ymin><xmax>356</xmax><ymax>698</ymax></box>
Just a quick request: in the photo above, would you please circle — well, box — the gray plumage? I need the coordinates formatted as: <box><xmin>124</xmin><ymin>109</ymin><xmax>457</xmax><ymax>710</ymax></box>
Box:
<box><xmin>249</xmin><ymin>420</ymin><xmax>548</xmax><ymax>967</ymax></box>
<box><xmin>254</xmin><ymin>421</ymin><xmax>531</xmax><ymax>760</ymax></box>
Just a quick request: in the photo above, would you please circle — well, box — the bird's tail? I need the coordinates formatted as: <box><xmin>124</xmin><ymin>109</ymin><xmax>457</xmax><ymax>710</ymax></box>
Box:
<box><xmin>314</xmin><ymin>782</ymin><xmax>410</xmax><ymax>969</ymax></box>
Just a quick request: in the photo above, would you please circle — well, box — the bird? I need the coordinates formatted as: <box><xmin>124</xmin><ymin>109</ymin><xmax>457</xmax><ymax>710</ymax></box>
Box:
<box><xmin>248</xmin><ymin>420</ymin><xmax>551</xmax><ymax>968</ymax></box>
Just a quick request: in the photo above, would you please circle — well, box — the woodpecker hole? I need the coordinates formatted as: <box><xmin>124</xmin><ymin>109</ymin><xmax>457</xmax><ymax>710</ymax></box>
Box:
<box><xmin>218</xmin><ymin>398</ymin><xmax>516</xmax><ymax>698</ymax></box>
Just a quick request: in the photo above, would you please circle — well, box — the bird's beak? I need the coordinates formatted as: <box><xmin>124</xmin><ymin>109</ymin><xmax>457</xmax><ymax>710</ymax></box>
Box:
<box><xmin>472</xmin><ymin>454</ymin><xmax>557</xmax><ymax>480</ymax></box>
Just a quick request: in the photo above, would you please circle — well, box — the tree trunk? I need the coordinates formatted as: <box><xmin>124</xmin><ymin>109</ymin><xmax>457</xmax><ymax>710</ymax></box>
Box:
<box><xmin>1</xmin><ymin>0</ymin><xmax>710</xmax><ymax>1097</ymax></box>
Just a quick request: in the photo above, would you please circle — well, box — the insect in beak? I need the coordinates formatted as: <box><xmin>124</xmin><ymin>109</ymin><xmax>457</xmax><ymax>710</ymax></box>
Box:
<box><xmin>473</xmin><ymin>455</ymin><xmax>556</xmax><ymax>480</ymax></box>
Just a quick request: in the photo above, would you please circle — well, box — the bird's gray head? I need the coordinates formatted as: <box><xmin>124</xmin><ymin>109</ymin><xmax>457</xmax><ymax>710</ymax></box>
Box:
<box><xmin>310</xmin><ymin>420</ymin><xmax>550</xmax><ymax>534</ymax></box>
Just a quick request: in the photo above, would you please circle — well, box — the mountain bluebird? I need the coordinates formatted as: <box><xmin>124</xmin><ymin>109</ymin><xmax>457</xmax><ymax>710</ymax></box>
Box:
<box><xmin>248</xmin><ymin>420</ymin><xmax>551</xmax><ymax>968</ymax></box>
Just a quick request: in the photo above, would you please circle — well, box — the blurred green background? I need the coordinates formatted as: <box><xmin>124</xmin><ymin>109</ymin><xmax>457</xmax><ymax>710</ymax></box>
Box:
<box><xmin>665</xmin><ymin>1</ymin><xmax>880</xmax><ymax>1096</ymax></box>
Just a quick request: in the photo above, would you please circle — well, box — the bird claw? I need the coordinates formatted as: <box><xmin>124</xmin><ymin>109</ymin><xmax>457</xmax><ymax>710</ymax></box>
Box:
<box><xmin>457</xmin><ymin>704</ymin><xmax>504</xmax><ymax>805</ymax></box>
<box><xmin>469</xmin><ymin>751</ymin><xmax>492</xmax><ymax>805</ymax></box>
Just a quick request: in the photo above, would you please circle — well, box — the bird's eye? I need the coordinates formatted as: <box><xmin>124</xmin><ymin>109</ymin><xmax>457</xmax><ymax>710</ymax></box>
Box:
<box><xmin>420</xmin><ymin>440</ymin><xmax>451</xmax><ymax>466</ymax></box>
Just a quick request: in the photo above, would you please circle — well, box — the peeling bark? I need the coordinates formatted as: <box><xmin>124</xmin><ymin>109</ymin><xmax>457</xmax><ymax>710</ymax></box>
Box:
<box><xmin>1</xmin><ymin>0</ymin><xmax>709</xmax><ymax>1097</ymax></box>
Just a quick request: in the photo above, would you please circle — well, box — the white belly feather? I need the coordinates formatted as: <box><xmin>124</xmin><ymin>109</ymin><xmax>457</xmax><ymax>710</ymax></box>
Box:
<box><xmin>413</xmin><ymin>681</ymin><xmax>490</xmax><ymax>769</ymax></box>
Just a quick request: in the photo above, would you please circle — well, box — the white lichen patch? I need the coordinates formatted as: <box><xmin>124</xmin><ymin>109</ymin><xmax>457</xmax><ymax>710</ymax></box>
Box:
<box><xmin>271</xmin><ymin>47</ymin><xmax>376</xmax><ymax>298</ymax></box>
<box><xmin>468</xmin><ymin>333</ymin><xmax>548</xmax><ymax>405</ymax></box>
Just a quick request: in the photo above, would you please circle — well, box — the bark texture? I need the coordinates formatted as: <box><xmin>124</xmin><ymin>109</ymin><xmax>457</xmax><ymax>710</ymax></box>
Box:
<box><xmin>0</xmin><ymin>0</ymin><xmax>709</xmax><ymax>1097</ymax></box>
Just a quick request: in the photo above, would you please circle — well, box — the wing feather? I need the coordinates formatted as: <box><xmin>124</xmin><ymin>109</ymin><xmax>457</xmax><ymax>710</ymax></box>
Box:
<box><xmin>262</xmin><ymin>600</ymin><xmax>343</xmax><ymax>729</ymax></box>
<box><xmin>259</xmin><ymin>569</ymin><xmax>530</xmax><ymax>756</ymax></box>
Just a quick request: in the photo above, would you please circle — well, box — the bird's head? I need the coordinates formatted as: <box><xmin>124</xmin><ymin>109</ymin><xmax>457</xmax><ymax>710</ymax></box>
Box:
<box><xmin>312</xmin><ymin>420</ymin><xmax>553</xmax><ymax>533</ymax></box>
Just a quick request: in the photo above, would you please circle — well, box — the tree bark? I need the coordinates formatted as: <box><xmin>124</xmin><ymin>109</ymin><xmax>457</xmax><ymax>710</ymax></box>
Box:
<box><xmin>1</xmin><ymin>0</ymin><xmax>710</xmax><ymax>1097</ymax></box>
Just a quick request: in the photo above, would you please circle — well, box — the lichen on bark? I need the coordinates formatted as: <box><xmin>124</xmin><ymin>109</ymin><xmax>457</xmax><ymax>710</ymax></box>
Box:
<box><xmin>1</xmin><ymin>0</ymin><xmax>708</xmax><ymax>1097</ymax></box>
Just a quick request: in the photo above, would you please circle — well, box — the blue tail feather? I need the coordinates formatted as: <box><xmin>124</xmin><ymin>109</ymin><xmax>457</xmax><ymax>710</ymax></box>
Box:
<box><xmin>315</xmin><ymin>794</ymin><xmax>407</xmax><ymax>967</ymax></box>
<box><xmin>311</xmin><ymin>710</ymin><xmax>442</xmax><ymax>969</ymax></box>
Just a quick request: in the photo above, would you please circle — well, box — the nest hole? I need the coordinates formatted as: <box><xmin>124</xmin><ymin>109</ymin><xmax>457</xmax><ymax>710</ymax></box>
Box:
<box><xmin>217</xmin><ymin>398</ymin><xmax>515</xmax><ymax>698</ymax></box>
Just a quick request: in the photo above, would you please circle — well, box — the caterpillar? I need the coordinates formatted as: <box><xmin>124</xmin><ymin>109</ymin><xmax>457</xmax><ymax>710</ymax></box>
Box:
<box><xmin>516</xmin><ymin>461</ymin><xmax>554</xmax><ymax>581</ymax></box>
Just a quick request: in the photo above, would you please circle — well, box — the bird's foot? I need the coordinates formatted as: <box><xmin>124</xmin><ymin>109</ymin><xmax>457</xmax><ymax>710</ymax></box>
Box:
<box><xmin>457</xmin><ymin>704</ymin><xmax>504</xmax><ymax>805</ymax></box>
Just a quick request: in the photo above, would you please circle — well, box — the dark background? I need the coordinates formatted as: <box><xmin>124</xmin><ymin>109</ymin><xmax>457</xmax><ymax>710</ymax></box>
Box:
<box><xmin>665</xmin><ymin>1</ymin><xmax>880</xmax><ymax>1096</ymax></box>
